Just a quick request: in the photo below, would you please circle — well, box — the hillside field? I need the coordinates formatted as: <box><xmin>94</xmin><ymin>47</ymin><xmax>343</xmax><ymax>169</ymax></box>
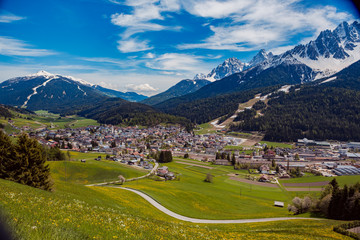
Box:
<box><xmin>0</xmin><ymin>155</ymin><xmax>357</xmax><ymax>239</ymax></box>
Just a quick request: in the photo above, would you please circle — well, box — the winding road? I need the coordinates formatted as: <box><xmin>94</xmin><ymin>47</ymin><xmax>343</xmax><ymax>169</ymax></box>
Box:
<box><xmin>108</xmin><ymin>186</ymin><xmax>319</xmax><ymax>224</ymax></box>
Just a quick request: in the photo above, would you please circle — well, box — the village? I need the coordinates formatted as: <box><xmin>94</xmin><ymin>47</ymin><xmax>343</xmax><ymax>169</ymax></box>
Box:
<box><xmin>10</xmin><ymin>124</ymin><xmax>360</xmax><ymax>182</ymax></box>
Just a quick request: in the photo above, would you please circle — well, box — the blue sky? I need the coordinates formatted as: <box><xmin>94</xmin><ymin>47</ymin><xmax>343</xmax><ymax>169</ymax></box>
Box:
<box><xmin>0</xmin><ymin>0</ymin><xmax>358</xmax><ymax>95</ymax></box>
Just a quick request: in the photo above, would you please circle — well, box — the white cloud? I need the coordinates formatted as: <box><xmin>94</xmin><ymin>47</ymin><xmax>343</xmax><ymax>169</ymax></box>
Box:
<box><xmin>182</xmin><ymin>0</ymin><xmax>252</xmax><ymax>19</ymax></box>
<box><xmin>0</xmin><ymin>12</ymin><xmax>25</xmax><ymax>23</ymax></box>
<box><xmin>0</xmin><ymin>36</ymin><xmax>56</xmax><ymax>56</ymax></box>
<box><xmin>117</xmin><ymin>38</ymin><xmax>153</xmax><ymax>53</ymax></box>
<box><xmin>269</xmin><ymin>45</ymin><xmax>297</xmax><ymax>55</ymax></box>
<box><xmin>144</xmin><ymin>52</ymin><xmax>155</xmax><ymax>58</ymax></box>
<box><xmin>110</xmin><ymin>0</ymin><xmax>182</xmax><ymax>53</ymax></box>
<box><xmin>178</xmin><ymin>0</ymin><xmax>353</xmax><ymax>51</ymax></box>
<box><xmin>79</xmin><ymin>57</ymin><xmax>125</xmax><ymax>65</ymax></box>
<box><xmin>145</xmin><ymin>53</ymin><xmax>210</xmax><ymax>73</ymax></box>
<box><xmin>126</xmin><ymin>83</ymin><xmax>157</xmax><ymax>92</ymax></box>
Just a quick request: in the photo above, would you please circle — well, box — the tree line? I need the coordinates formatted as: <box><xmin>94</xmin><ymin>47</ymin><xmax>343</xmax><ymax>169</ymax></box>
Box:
<box><xmin>288</xmin><ymin>178</ymin><xmax>360</xmax><ymax>220</ymax></box>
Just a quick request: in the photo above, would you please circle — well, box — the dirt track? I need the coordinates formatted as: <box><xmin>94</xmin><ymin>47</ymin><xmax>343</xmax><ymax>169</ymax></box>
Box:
<box><xmin>282</xmin><ymin>181</ymin><xmax>329</xmax><ymax>187</ymax></box>
<box><xmin>176</xmin><ymin>161</ymin><xmax>214</xmax><ymax>169</ymax></box>
<box><xmin>228</xmin><ymin>176</ymin><xmax>278</xmax><ymax>188</ymax></box>
<box><xmin>285</xmin><ymin>188</ymin><xmax>323</xmax><ymax>192</ymax></box>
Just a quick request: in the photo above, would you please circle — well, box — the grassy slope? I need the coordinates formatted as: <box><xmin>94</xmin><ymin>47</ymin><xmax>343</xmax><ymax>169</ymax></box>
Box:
<box><xmin>125</xmin><ymin>161</ymin><xmax>291</xmax><ymax>220</ymax></box>
<box><xmin>0</xmin><ymin>179</ymin><xmax>349</xmax><ymax>239</ymax></box>
<box><xmin>48</xmin><ymin>160</ymin><xmax>147</xmax><ymax>184</ymax></box>
<box><xmin>48</xmin><ymin>153</ymin><xmax>148</xmax><ymax>184</ymax></box>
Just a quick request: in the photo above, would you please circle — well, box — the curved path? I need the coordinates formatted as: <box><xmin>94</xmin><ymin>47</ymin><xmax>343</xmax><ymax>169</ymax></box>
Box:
<box><xmin>109</xmin><ymin>186</ymin><xmax>319</xmax><ymax>224</ymax></box>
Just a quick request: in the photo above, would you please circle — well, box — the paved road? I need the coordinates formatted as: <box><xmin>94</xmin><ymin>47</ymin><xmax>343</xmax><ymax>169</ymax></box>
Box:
<box><xmin>111</xmin><ymin>187</ymin><xmax>319</xmax><ymax>224</ymax></box>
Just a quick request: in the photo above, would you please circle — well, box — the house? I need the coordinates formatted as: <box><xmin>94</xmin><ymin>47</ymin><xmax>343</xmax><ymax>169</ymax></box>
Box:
<box><xmin>259</xmin><ymin>165</ymin><xmax>270</xmax><ymax>174</ymax></box>
<box><xmin>259</xmin><ymin>174</ymin><xmax>269</xmax><ymax>182</ymax></box>
<box><xmin>214</xmin><ymin>159</ymin><xmax>231</xmax><ymax>165</ymax></box>
<box><xmin>157</xmin><ymin>166</ymin><xmax>169</xmax><ymax>177</ymax></box>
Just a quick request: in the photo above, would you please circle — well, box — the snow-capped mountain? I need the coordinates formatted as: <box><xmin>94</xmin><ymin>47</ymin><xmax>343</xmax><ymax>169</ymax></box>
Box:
<box><xmin>193</xmin><ymin>21</ymin><xmax>359</xmax><ymax>84</ymax></box>
<box><xmin>0</xmin><ymin>71</ymin><xmax>106</xmax><ymax>113</ymax></box>
<box><xmin>195</xmin><ymin>57</ymin><xmax>248</xmax><ymax>81</ymax></box>
<box><xmin>141</xmin><ymin>79</ymin><xmax>210</xmax><ymax>106</ymax></box>
<box><xmin>248</xmin><ymin>49</ymin><xmax>274</xmax><ymax>67</ymax></box>
<box><xmin>261</xmin><ymin>21</ymin><xmax>360</xmax><ymax>80</ymax></box>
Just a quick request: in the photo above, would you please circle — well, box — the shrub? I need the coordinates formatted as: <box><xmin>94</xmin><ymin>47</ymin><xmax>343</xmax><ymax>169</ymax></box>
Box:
<box><xmin>204</xmin><ymin>173</ymin><xmax>213</xmax><ymax>183</ymax></box>
<box><xmin>333</xmin><ymin>221</ymin><xmax>360</xmax><ymax>240</ymax></box>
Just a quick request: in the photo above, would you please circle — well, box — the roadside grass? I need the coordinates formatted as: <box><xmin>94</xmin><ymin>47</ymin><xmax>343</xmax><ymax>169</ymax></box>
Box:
<box><xmin>0</xmin><ymin>178</ymin><xmax>351</xmax><ymax>239</ymax></box>
<box><xmin>125</xmin><ymin>161</ymin><xmax>291</xmax><ymax>220</ymax></box>
<box><xmin>48</xmin><ymin>159</ymin><xmax>147</xmax><ymax>184</ymax></box>
<box><xmin>259</xmin><ymin>141</ymin><xmax>293</xmax><ymax>148</ymax></box>
<box><xmin>279</xmin><ymin>175</ymin><xmax>360</xmax><ymax>187</ymax></box>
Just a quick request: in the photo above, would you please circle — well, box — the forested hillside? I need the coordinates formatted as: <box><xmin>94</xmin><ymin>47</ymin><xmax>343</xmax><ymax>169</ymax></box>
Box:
<box><xmin>79</xmin><ymin>98</ymin><xmax>193</xmax><ymax>130</ymax></box>
<box><xmin>230</xmin><ymin>86</ymin><xmax>360</xmax><ymax>141</ymax></box>
<box><xmin>157</xmin><ymin>86</ymin><xmax>280</xmax><ymax>124</ymax></box>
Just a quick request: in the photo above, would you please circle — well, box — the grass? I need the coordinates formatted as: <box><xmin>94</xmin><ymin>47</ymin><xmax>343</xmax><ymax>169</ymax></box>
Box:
<box><xmin>0</xmin><ymin>178</ymin><xmax>351</xmax><ymax>239</ymax></box>
<box><xmin>125</xmin><ymin>161</ymin><xmax>291</xmax><ymax>220</ymax></box>
<box><xmin>48</xmin><ymin>158</ymin><xmax>148</xmax><ymax>184</ymax></box>
<box><xmin>280</xmin><ymin>175</ymin><xmax>360</xmax><ymax>187</ymax></box>
<box><xmin>259</xmin><ymin>141</ymin><xmax>293</xmax><ymax>148</ymax></box>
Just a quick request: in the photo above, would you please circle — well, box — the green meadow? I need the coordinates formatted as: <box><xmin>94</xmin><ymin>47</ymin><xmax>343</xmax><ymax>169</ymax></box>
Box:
<box><xmin>0</xmin><ymin>178</ymin><xmax>350</xmax><ymax>240</ymax></box>
<box><xmin>48</xmin><ymin>159</ymin><xmax>147</xmax><ymax>184</ymax></box>
<box><xmin>125</xmin><ymin>161</ymin><xmax>291</xmax><ymax>220</ymax></box>
<box><xmin>0</xmin><ymin>153</ymin><xmax>355</xmax><ymax>239</ymax></box>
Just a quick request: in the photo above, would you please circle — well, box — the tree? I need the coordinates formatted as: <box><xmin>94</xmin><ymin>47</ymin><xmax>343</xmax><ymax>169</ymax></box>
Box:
<box><xmin>231</xmin><ymin>153</ymin><xmax>236</xmax><ymax>166</ymax></box>
<box><xmin>158</xmin><ymin>150</ymin><xmax>172</xmax><ymax>163</ymax></box>
<box><xmin>183</xmin><ymin>153</ymin><xmax>189</xmax><ymax>159</ymax></box>
<box><xmin>14</xmin><ymin>134</ymin><xmax>53</xmax><ymax>191</ymax></box>
<box><xmin>288</xmin><ymin>196</ymin><xmax>313</xmax><ymax>215</ymax></box>
<box><xmin>0</xmin><ymin>131</ymin><xmax>17</xmax><ymax>180</ymax></box>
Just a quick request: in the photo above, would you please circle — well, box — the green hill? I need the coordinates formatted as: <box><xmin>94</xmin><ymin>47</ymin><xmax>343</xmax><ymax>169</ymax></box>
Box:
<box><xmin>0</xmin><ymin>177</ymin><xmax>349</xmax><ymax>239</ymax></box>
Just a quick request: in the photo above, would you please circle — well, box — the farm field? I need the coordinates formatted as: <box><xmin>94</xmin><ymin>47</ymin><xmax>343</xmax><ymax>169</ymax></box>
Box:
<box><xmin>0</xmin><ymin>178</ymin><xmax>351</xmax><ymax>240</ymax></box>
<box><xmin>279</xmin><ymin>175</ymin><xmax>360</xmax><ymax>187</ymax></box>
<box><xmin>259</xmin><ymin>141</ymin><xmax>293</xmax><ymax>148</ymax></box>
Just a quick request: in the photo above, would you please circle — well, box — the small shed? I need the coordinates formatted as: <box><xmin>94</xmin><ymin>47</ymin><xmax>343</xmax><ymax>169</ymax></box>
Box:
<box><xmin>274</xmin><ymin>201</ymin><xmax>284</xmax><ymax>207</ymax></box>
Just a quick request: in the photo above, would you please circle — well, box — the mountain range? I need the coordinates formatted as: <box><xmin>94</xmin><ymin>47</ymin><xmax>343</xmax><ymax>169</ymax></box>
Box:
<box><xmin>151</xmin><ymin>21</ymin><xmax>360</xmax><ymax>110</ymax></box>
<box><xmin>0</xmin><ymin>21</ymin><xmax>359</xmax><ymax>138</ymax></box>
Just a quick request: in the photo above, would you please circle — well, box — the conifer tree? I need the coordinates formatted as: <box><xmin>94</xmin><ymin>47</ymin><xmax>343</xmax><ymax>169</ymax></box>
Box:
<box><xmin>0</xmin><ymin>131</ymin><xmax>17</xmax><ymax>180</ymax></box>
<box><xmin>231</xmin><ymin>153</ymin><xmax>236</xmax><ymax>165</ymax></box>
<box><xmin>15</xmin><ymin>134</ymin><xmax>53</xmax><ymax>191</ymax></box>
